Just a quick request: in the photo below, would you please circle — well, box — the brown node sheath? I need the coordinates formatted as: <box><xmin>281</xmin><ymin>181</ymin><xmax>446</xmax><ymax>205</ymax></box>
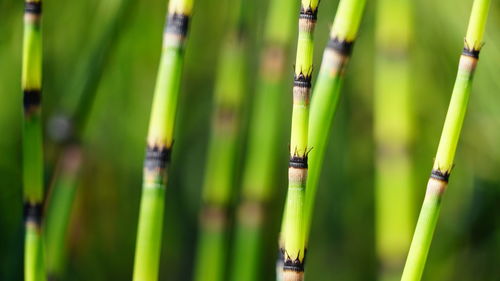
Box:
<box><xmin>283</xmin><ymin>251</ymin><xmax>306</xmax><ymax>281</ymax></box>
<box><xmin>144</xmin><ymin>145</ymin><xmax>171</xmax><ymax>171</ymax></box>
<box><xmin>23</xmin><ymin>89</ymin><xmax>42</xmax><ymax>114</ymax></box>
<box><xmin>164</xmin><ymin>12</ymin><xmax>190</xmax><ymax>44</ymax></box>
<box><xmin>24</xmin><ymin>201</ymin><xmax>43</xmax><ymax>228</ymax></box>
<box><xmin>426</xmin><ymin>169</ymin><xmax>450</xmax><ymax>197</ymax></box>
<box><xmin>298</xmin><ymin>6</ymin><xmax>317</xmax><ymax>32</ymax></box>
<box><xmin>237</xmin><ymin>199</ymin><xmax>265</xmax><ymax>227</ymax></box>
<box><xmin>262</xmin><ymin>44</ymin><xmax>286</xmax><ymax>81</ymax></box>
<box><xmin>24</xmin><ymin>1</ymin><xmax>42</xmax><ymax>21</ymax></box>
<box><xmin>200</xmin><ymin>204</ymin><xmax>227</xmax><ymax>231</ymax></box>
<box><xmin>293</xmin><ymin>73</ymin><xmax>312</xmax><ymax>104</ymax></box>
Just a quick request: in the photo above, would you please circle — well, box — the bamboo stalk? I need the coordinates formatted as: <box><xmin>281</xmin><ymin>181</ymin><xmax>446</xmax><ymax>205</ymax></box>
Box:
<box><xmin>281</xmin><ymin>1</ymin><xmax>320</xmax><ymax>280</ymax></box>
<box><xmin>374</xmin><ymin>0</ymin><xmax>413</xmax><ymax>280</ymax></box>
<box><xmin>229</xmin><ymin>0</ymin><xmax>297</xmax><ymax>279</ymax></box>
<box><xmin>193</xmin><ymin>2</ymin><xmax>248</xmax><ymax>281</ymax></box>
<box><xmin>303</xmin><ymin>0</ymin><xmax>366</xmax><ymax>247</ymax></box>
<box><xmin>133</xmin><ymin>0</ymin><xmax>193</xmax><ymax>280</ymax></box>
<box><xmin>44</xmin><ymin>1</ymin><xmax>129</xmax><ymax>279</ymax></box>
<box><xmin>22</xmin><ymin>0</ymin><xmax>46</xmax><ymax>280</ymax></box>
<box><xmin>401</xmin><ymin>0</ymin><xmax>490</xmax><ymax>280</ymax></box>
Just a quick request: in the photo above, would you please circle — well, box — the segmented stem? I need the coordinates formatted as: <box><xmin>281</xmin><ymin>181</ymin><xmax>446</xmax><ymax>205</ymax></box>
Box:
<box><xmin>281</xmin><ymin>1</ymin><xmax>319</xmax><ymax>280</ymax></box>
<box><xmin>22</xmin><ymin>0</ymin><xmax>46</xmax><ymax>280</ymax></box>
<box><xmin>133</xmin><ymin>0</ymin><xmax>193</xmax><ymax>280</ymax></box>
<box><xmin>401</xmin><ymin>1</ymin><xmax>490</xmax><ymax>280</ymax></box>
<box><xmin>230</xmin><ymin>0</ymin><xmax>297</xmax><ymax>280</ymax></box>
<box><xmin>374</xmin><ymin>0</ymin><xmax>413</xmax><ymax>279</ymax></box>
<box><xmin>304</xmin><ymin>0</ymin><xmax>366</xmax><ymax>245</ymax></box>
<box><xmin>193</xmin><ymin>11</ymin><xmax>248</xmax><ymax>281</ymax></box>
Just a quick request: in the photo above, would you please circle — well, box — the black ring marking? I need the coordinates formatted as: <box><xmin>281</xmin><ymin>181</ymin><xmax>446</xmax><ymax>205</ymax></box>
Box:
<box><xmin>23</xmin><ymin>89</ymin><xmax>42</xmax><ymax>110</ymax></box>
<box><xmin>431</xmin><ymin>169</ymin><xmax>450</xmax><ymax>182</ymax></box>
<box><xmin>293</xmin><ymin>73</ymin><xmax>312</xmax><ymax>88</ymax></box>
<box><xmin>328</xmin><ymin>37</ymin><xmax>355</xmax><ymax>56</ymax></box>
<box><xmin>165</xmin><ymin>13</ymin><xmax>190</xmax><ymax>36</ymax></box>
<box><xmin>24</xmin><ymin>202</ymin><xmax>43</xmax><ymax>226</ymax></box>
<box><xmin>25</xmin><ymin>2</ymin><xmax>42</xmax><ymax>15</ymax></box>
<box><xmin>289</xmin><ymin>156</ymin><xmax>308</xmax><ymax>169</ymax></box>
<box><xmin>283</xmin><ymin>251</ymin><xmax>306</xmax><ymax>272</ymax></box>
<box><xmin>462</xmin><ymin>47</ymin><xmax>480</xmax><ymax>59</ymax></box>
<box><xmin>299</xmin><ymin>6</ymin><xmax>318</xmax><ymax>21</ymax></box>
<box><xmin>144</xmin><ymin>146</ymin><xmax>171</xmax><ymax>170</ymax></box>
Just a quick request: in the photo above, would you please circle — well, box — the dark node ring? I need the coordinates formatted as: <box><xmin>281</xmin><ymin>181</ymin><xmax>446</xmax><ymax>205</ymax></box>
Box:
<box><xmin>289</xmin><ymin>156</ymin><xmax>308</xmax><ymax>169</ymax></box>
<box><xmin>462</xmin><ymin>47</ymin><xmax>480</xmax><ymax>59</ymax></box>
<box><xmin>165</xmin><ymin>13</ymin><xmax>190</xmax><ymax>36</ymax></box>
<box><xmin>25</xmin><ymin>1</ymin><xmax>42</xmax><ymax>14</ymax></box>
<box><xmin>144</xmin><ymin>146</ymin><xmax>171</xmax><ymax>170</ymax></box>
<box><xmin>23</xmin><ymin>89</ymin><xmax>42</xmax><ymax>110</ymax></box>
<box><xmin>431</xmin><ymin>169</ymin><xmax>450</xmax><ymax>182</ymax></box>
<box><xmin>24</xmin><ymin>202</ymin><xmax>43</xmax><ymax>226</ymax></box>
<box><xmin>299</xmin><ymin>6</ymin><xmax>318</xmax><ymax>21</ymax></box>
<box><xmin>283</xmin><ymin>258</ymin><xmax>305</xmax><ymax>272</ymax></box>
<box><xmin>293</xmin><ymin>73</ymin><xmax>312</xmax><ymax>88</ymax></box>
<box><xmin>328</xmin><ymin>37</ymin><xmax>354</xmax><ymax>56</ymax></box>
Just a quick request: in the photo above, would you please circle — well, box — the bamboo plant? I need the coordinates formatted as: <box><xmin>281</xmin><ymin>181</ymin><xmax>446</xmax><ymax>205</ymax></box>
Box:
<box><xmin>304</xmin><ymin>0</ymin><xmax>366</xmax><ymax>247</ymax></box>
<box><xmin>44</xmin><ymin>1</ymin><xmax>129</xmax><ymax>279</ymax></box>
<box><xmin>374</xmin><ymin>0</ymin><xmax>413</xmax><ymax>280</ymax></box>
<box><xmin>280</xmin><ymin>1</ymin><xmax>319</xmax><ymax>280</ymax></box>
<box><xmin>133</xmin><ymin>0</ymin><xmax>193</xmax><ymax>280</ymax></box>
<box><xmin>193</xmin><ymin>2</ymin><xmax>248</xmax><ymax>281</ymax></box>
<box><xmin>401</xmin><ymin>0</ymin><xmax>490</xmax><ymax>280</ymax></box>
<box><xmin>22</xmin><ymin>0</ymin><xmax>46</xmax><ymax>280</ymax></box>
<box><xmin>229</xmin><ymin>0</ymin><xmax>297</xmax><ymax>280</ymax></box>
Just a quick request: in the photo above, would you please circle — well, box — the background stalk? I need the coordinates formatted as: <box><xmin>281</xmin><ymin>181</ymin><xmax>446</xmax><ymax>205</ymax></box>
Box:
<box><xmin>401</xmin><ymin>0</ymin><xmax>491</xmax><ymax>280</ymax></box>
<box><xmin>229</xmin><ymin>0</ymin><xmax>297</xmax><ymax>280</ymax></box>
<box><xmin>43</xmin><ymin>1</ymin><xmax>129</xmax><ymax>279</ymax></box>
<box><xmin>132</xmin><ymin>0</ymin><xmax>193</xmax><ymax>280</ymax></box>
<box><xmin>22</xmin><ymin>0</ymin><xmax>46</xmax><ymax>280</ymax></box>
<box><xmin>304</xmin><ymin>0</ymin><xmax>366</xmax><ymax>246</ymax></box>
<box><xmin>281</xmin><ymin>1</ymin><xmax>319</xmax><ymax>280</ymax></box>
<box><xmin>193</xmin><ymin>1</ymin><xmax>248</xmax><ymax>280</ymax></box>
<box><xmin>374</xmin><ymin>0</ymin><xmax>413</xmax><ymax>280</ymax></box>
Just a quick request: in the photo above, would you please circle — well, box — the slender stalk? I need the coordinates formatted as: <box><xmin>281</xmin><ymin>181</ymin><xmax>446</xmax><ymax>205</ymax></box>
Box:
<box><xmin>401</xmin><ymin>0</ymin><xmax>490</xmax><ymax>280</ymax></box>
<box><xmin>44</xmin><ymin>1</ymin><xmax>129</xmax><ymax>279</ymax></box>
<box><xmin>193</xmin><ymin>2</ymin><xmax>248</xmax><ymax>281</ymax></box>
<box><xmin>230</xmin><ymin>0</ymin><xmax>297</xmax><ymax>280</ymax></box>
<box><xmin>281</xmin><ymin>1</ymin><xmax>319</xmax><ymax>280</ymax></box>
<box><xmin>22</xmin><ymin>0</ymin><xmax>46</xmax><ymax>280</ymax></box>
<box><xmin>133</xmin><ymin>0</ymin><xmax>193</xmax><ymax>280</ymax></box>
<box><xmin>374</xmin><ymin>0</ymin><xmax>413</xmax><ymax>280</ymax></box>
<box><xmin>303</xmin><ymin>0</ymin><xmax>366</xmax><ymax>247</ymax></box>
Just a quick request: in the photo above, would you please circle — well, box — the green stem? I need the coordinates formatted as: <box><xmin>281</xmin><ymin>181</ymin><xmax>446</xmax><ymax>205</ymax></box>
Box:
<box><xmin>304</xmin><ymin>0</ymin><xmax>366</xmax><ymax>246</ymax></box>
<box><xmin>22</xmin><ymin>0</ymin><xmax>46</xmax><ymax>280</ymax></box>
<box><xmin>194</xmin><ymin>2</ymin><xmax>248</xmax><ymax>280</ymax></box>
<box><xmin>401</xmin><ymin>0</ymin><xmax>490</xmax><ymax>280</ymax></box>
<box><xmin>133</xmin><ymin>0</ymin><xmax>193</xmax><ymax>280</ymax></box>
<box><xmin>230</xmin><ymin>0</ymin><xmax>297</xmax><ymax>280</ymax></box>
<box><xmin>281</xmin><ymin>1</ymin><xmax>319</xmax><ymax>280</ymax></box>
<box><xmin>374</xmin><ymin>0</ymin><xmax>413</xmax><ymax>279</ymax></box>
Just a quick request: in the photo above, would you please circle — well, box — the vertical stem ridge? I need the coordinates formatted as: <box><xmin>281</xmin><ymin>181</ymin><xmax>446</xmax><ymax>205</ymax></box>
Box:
<box><xmin>133</xmin><ymin>0</ymin><xmax>193</xmax><ymax>280</ymax></box>
<box><xmin>401</xmin><ymin>1</ymin><xmax>490</xmax><ymax>280</ymax></box>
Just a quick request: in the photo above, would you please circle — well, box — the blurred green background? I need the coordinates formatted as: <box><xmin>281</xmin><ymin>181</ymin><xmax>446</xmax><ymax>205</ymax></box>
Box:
<box><xmin>1</xmin><ymin>0</ymin><xmax>500</xmax><ymax>280</ymax></box>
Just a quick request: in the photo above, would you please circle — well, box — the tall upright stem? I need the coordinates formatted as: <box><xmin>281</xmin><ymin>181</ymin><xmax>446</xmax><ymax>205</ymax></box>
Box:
<box><xmin>401</xmin><ymin>0</ymin><xmax>490</xmax><ymax>280</ymax></box>
<box><xmin>133</xmin><ymin>0</ymin><xmax>193</xmax><ymax>280</ymax></box>
<box><xmin>281</xmin><ymin>1</ymin><xmax>319</xmax><ymax>280</ymax></box>
<box><xmin>22</xmin><ymin>0</ymin><xmax>46</xmax><ymax>280</ymax></box>
<box><xmin>230</xmin><ymin>0</ymin><xmax>297</xmax><ymax>280</ymax></box>
<box><xmin>193</xmin><ymin>1</ymin><xmax>248</xmax><ymax>280</ymax></box>
<box><xmin>304</xmin><ymin>0</ymin><xmax>366</xmax><ymax>245</ymax></box>
<box><xmin>374</xmin><ymin>0</ymin><xmax>413</xmax><ymax>280</ymax></box>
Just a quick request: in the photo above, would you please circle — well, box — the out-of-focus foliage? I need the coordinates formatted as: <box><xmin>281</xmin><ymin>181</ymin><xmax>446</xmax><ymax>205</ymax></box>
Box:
<box><xmin>1</xmin><ymin>0</ymin><xmax>499</xmax><ymax>280</ymax></box>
